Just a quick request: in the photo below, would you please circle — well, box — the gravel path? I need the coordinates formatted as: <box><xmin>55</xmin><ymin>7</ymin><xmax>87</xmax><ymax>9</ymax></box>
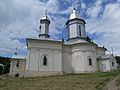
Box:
<box><xmin>106</xmin><ymin>75</ymin><xmax>120</xmax><ymax>90</ymax></box>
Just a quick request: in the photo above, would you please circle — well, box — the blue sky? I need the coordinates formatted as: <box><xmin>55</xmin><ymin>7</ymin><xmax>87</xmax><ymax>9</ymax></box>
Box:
<box><xmin>0</xmin><ymin>0</ymin><xmax>120</xmax><ymax>57</ymax></box>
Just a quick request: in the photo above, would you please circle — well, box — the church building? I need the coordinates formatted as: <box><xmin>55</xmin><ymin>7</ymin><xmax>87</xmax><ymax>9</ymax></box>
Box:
<box><xmin>9</xmin><ymin>7</ymin><xmax>117</xmax><ymax>77</ymax></box>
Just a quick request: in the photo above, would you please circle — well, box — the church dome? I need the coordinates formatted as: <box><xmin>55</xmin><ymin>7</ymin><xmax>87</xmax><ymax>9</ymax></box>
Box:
<box><xmin>41</xmin><ymin>14</ymin><xmax>49</xmax><ymax>20</ymax></box>
<box><xmin>69</xmin><ymin>8</ymin><xmax>80</xmax><ymax>20</ymax></box>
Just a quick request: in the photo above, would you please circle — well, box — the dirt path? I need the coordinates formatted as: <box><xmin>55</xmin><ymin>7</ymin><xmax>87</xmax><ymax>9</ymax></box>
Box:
<box><xmin>106</xmin><ymin>75</ymin><xmax>120</xmax><ymax>90</ymax></box>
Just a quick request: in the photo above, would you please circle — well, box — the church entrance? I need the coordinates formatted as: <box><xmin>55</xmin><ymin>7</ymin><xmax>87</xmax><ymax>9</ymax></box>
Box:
<box><xmin>102</xmin><ymin>64</ymin><xmax>106</xmax><ymax>72</ymax></box>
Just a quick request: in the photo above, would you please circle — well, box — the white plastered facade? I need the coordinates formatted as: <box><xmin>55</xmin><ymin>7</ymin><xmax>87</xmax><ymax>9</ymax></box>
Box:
<box><xmin>25</xmin><ymin>39</ymin><xmax>63</xmax><ymax>77</ymax></box>
<box><xmin>24</xmin><ymin>39</ymin><xmax>117</xmax><ymax>77</ymax></box>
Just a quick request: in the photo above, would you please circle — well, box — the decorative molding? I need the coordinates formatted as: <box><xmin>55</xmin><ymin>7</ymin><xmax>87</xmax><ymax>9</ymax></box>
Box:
<box><xmin>66</xmin><ymin>18</ymin><xmax>86</xmax><ymax>25</ymax></box>
<box><xmin>67</xmin><ymin>36</ymin><xmax>87</xmax><ymax>41</ymax></box>
<box><xmin>72</xmin><ymin>49</ymin><xmax>95</xmax><ymax>53</ymax></box>
<box><xmin>29</xmin><ymin>47</ymin><xmax>62</xmax><ymax>51</ymax></box>
<box><xmin>39</xmin><ymin>34</ymin><xmax>50</xmax><ymax>38</ymax></box>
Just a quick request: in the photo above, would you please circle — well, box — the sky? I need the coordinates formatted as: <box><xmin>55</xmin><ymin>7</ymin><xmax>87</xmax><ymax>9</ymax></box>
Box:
<box><xmin>0</xmin><ymin>0</ymin><xmax>120</xmax><ymax>57</ymax></box>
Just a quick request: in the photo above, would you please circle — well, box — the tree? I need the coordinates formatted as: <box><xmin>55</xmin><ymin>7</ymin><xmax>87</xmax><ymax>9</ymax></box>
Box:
<box><xmin>115</xmin><ymin>56</ymin><xmax>120</xmax><ymax>66</ymax></box>
<box><xmin>0</xmin><ymin>56</ymin><xmax>11</xmax><ymax>75</ymax></box>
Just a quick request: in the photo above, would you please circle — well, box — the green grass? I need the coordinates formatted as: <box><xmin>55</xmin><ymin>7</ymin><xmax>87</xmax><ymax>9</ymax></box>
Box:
<box><xmin>0</xmin><ymin>71</ymin><xmax>120</xmax><ymax>90</ymax></box>
<box><xmin>116</xmin><ymin>75</ymin><xmax>120</xmax><ymax>90</ymax></box>
<box><xmin>116</xmin><ymin>67</ymin><xmax>120</xmax><ymax>90</ymax></box>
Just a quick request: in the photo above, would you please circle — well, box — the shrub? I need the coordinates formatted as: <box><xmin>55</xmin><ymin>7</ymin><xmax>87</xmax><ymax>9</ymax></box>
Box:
<box><xmin>15</xmin><ymin>73</ymin><xmax>19</xmax><ymax>77</ymax></box>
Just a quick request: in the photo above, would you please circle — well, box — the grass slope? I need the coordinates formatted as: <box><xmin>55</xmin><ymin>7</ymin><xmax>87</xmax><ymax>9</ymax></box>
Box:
<box><xmin>0</xmin><ymin>72</ymin><xmax>120</xmax><ymax>90</ymax></box>
<box><xmin>116</xmin><ymin>75</ymin><xmax>120</xmax><ymax>90</ymax></box>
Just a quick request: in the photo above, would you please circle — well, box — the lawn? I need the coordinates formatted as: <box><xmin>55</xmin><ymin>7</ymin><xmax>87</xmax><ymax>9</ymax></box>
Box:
<box><xmin>116</xmin><ymin>75</ymin><xmax>120</xmax><ymax>90</ymax></box>
<box><xmin>0</xmin><ymin>71</ymin><xmax>120</xmax><ymax>90</ymax></box>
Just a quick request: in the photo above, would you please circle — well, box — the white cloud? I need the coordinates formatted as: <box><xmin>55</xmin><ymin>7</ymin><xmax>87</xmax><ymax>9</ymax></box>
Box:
<box><xmin>86</xmin><ymin>2</ymin><xmax>120</xmax><ymax>55</ymax></box>
<box><xmin>86</xmin><ymin>0</ymin><xmax>103</xmax><ymax>18</ymax></box>
<box><xmin>81</xmin><ymin>2</ymin><xmax>86</xmax><ymax>9</ymax></box>
<box><xmin>103</xmin><ymin>3</ymin><xmax>120</xmax><ymax>20</ymax></box>
<box><xmin>117</xmin><ymin>0</ymin><xmax>120</xmax><ymax>2</ymax></box>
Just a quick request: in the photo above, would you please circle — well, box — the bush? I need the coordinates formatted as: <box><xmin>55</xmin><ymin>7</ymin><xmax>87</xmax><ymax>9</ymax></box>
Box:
<box><xmin>117</xmin><ymin>66</ymin><xmax>120</xmax><ymax>71</ymax></box>
<box><xmin>15</xmin><ymin>73</ymin><xmax>19</xmax><ymax>77</ymax></box>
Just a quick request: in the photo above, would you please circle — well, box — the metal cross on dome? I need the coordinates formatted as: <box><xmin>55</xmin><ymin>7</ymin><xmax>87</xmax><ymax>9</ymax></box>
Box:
<box><xmin>14</xmin><ymin>47</ymin><xmax>18</xmax><ymax>55</ymax></box>
<box><xmin>72</xmin><ymin>1</ymin><xmax>82</xmax><ymax>11</ymax></box>
<box><xmin>45</xmin><ymin>9</ymin><xmax>47</xmax><ymax>15</ymax></box>
<box><xmin>73</xmin><ymin>2</ymin><xmax>76</xmax><ymax>10</ymax></box>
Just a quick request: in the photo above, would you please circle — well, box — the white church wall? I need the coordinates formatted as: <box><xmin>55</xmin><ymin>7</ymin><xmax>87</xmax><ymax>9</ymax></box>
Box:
<box><xmin>109</xmin><ymin>58</ymin><xmax>117</xmax><ymax>70</ymax></box>
<box><xmin>72</xmin><ymin>51</ymin><xmax>86</xmax><ymax>73</ymax></box>
<box><xmin>53</xmin><ymin>50</ymin><xmax>62</xmax><ymax>72</ymax></box>
<box><xmin>25</xmin><ymin>39</ymin><xmax>63</xmax><ymax>77</ymax></box>
<box><xmin>62</xmin><ymin>45</ymin><xmax>72</xmax><ymax>74</ymax></box>
<box><xmin>71</xmin><ymin>43</ymin><xmax>98</xmax><ymax>73</ymax></box>
<box><xmin>45</xmin><ymin>24</ymin><xmax>49</xmax><ymax>34</ymax></box>
<box><xmin>9</xmin><ymin>59</ymin><xmax>26</xmax><ymax>77</ymax></box>
<box><xmin>10</xmin><ymin>60</ymin><xmax>15</xmax><ymax>74</ymax></box>
<box><xmin>28</xmin><ymin>40</ymin><xmax>62</xmax><ymax>50</ymax></box>
<box><xmin>85</xmin><ymin>51</ymin><xmax>98</xmax><ymax>72</ymax></box>
<box><xmin>97</xmin><ymin>47</ymin><xmax>106</xmax><ymax>57</ymax></box>
<box><xmin>69</xmin><ymin>24</ymin><xmax>77</xmax><ymax>38</ymax></box>
<box><xmin>98</xmin><ymin>55</ymin><xmax>117</xmax><ymax>72</ymax></box>
<box><xmin>98</xmin><ymin>60</ymin><xmax>111</xmax><ymax>72</ymax></box>
<box><xmin>29</xmin><ymin>48</ymin><xmax>39</xmax><ymax>71</ymax></box>
<box><xmin>41</xmin><ymin>24</ymin><xmax>45</xmax><ymax>34</ymax></box>
<box><xmin>25</xmin><ymin>48</ymin><xmax>30</xmax><ymax>70</ymax></box>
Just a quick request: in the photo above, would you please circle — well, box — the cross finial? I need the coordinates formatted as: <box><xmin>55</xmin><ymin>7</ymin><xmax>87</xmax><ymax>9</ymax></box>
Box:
<box><xmin>14</xmin><ymin>46</ymin><xmax>18</xmax><ymax>55</ymax></box>
<box><xmin>45</xmin><ymin>9</ymin><xmax>47</xmax><ymax>15</ymax></box>
<box><xmin>73</xmin><ymin>2</ymin><xmax>76</xmax><ymax>10</ymax></box>
<box><xmin>72</xmin><ymin>0</ymin><xmax>76</xmax><ymax>10</ymax></box>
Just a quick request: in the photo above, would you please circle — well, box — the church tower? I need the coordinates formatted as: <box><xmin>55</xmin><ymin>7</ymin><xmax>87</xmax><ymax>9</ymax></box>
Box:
<box><xmin>39</xmin><ymin>12</ymin><xmax>50</xmax><ymax>38</ymax></box>
<box><xmin>66</xmin><ymin>7</ymin><xmax>86</xmax><ymax>41</ymax></box>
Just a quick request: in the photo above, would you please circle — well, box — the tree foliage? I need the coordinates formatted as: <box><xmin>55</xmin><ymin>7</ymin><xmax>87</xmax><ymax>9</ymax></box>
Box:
<box><xmin>0</xmin><ymin>56</ymin><xmax>11</xmax><ymax>75</ymax></box>
<box><xmin>115</xmin><ymin>56</ymin><xmax>120</xmax><ymax>66</ymax></box>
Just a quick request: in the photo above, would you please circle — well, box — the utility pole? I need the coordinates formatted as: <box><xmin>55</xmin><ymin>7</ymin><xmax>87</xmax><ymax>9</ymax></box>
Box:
<box><xmin>111</xmin><ymin>47</ymin><xmax>114</xmax><ymax>56</ymax></box>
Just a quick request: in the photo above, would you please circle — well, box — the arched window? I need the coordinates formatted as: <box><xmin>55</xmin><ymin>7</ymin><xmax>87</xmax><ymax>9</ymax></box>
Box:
<box><xmin>79</xmin><ymin>25</ymin><xmax>81</xmax><ymax>36</ymax></box>
<box><xmin>112</xmin><ymin>62</ymin><xmax>114</xmax><ymax>66</ymax></box>
<box><xmin>43</xmin><ymin>55</ymin><xmax>47</xmax><ymax>66</ymax></box>
<box><xmin>89</xmin><ymin>58</ymin><xmax>92</xmax><ymax>65</ymax></box>
<box><xmin>16</xmin><ymin>60</ymin><xmax>19</xmax><ymax>67</ymax></box>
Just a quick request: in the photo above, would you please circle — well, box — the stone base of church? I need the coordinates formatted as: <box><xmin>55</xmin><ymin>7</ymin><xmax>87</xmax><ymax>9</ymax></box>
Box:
<box><xmin>24</xmin><ymin>70</ymin><xmax>63</xmax><ymax>77</ymax></box>
<box><xmin>9</xmin><ymin>71</ymin><xmax>25</xmax><ymax>77</ymax></box>
<box><xmin>72</xmin><ymin>70</ymin><xmax>98</xmax><ymax>74</ymax></box>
